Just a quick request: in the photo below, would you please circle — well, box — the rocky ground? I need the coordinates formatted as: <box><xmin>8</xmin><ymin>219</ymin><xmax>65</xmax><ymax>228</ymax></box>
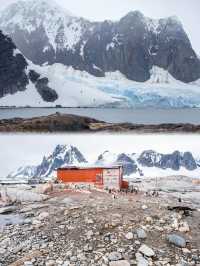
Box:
<box><xmin>0</xmin><ymin>183</ymin><xmax>200</xmax><ymax>266</ymax></box>
<box><xmin>0</xmin><ymin>112</ymin><xmax>200</xmax><ymax>133</ymax></box>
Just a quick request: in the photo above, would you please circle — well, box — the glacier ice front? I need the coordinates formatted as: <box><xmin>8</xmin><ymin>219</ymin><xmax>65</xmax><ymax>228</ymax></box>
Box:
<box><xmin>1</xmin><ymin>64</ymin><xmax>200</xmax><ymax>108</ymax></box>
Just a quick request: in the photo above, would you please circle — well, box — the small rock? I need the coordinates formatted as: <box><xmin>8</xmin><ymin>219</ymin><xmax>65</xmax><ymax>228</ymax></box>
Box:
<box><xmin>38</xmin><ymin>211</ymin><xmax>49</xmax><ymax>220</ymax></box>
<box><xmin>62</xmin><ymin>261</ymin><xmax>70</xmax><ymax>266</ymax></box>
<box><xmin>86</xmin><ymin>230</ymin><xmax>94</xmax><ymax>239</ymax></box>
<box><xmin>46</xmin><ymin>260</ymin><xmax>55</xmax><ymax>266</ymax></box>
<box><xmin>125</xmin><ymin>232</ymin><xmax>134</xmax><ymax>240</ymax></box>
<box><xmin>145</xmin><ymin>217</ymin><xmax>153</xmax><ymax>224</ymax></box>
<box><xmin>108</xmin><ymin>252</ymin><xmax>122</xmax><ymax>261</ymax></box>
<box><xmin>70</xmin><ymin>256</ymin><xmax>77</xmax><ymax>262</ymax></box>
<box><xmin>0</xmin><ymin>248</ymin><xmax>6</xmax><ymax>255</ymax></box>
<box><xmin>109</xmin><ymin>260</ymin><xmax>130</xmax><ymax>266</ymax></box>
<box><xmin>0</xmin><ymin>206</ymin><xmax>17</xmax><ymax>214</ymax></box>
<box><xmin>136</xmin><ymin>252</ymin><xmax>148</xmax><ymax>266</ymax></box>
<box><xmin>85</xmin><ymin>218</ymin><xmax>94</xmax><ymax>224</ymax></box>
<box><xmin>167</xmin><ymin>234</ymin><xmax>186</xmax><ymax>248</ymax></box>
<box><xmin>136</xmin><ymin>228</ymin><xmax>147</xmax><ymax>239</ymax></box>
<box><xmin>182</xmin><ymin>248</ymin><xmax>191</xmax><ymax>254</ymax></box>
<box><xmin>179</xmin><ymin>222</ymin><xmax>190</xmax><ymax>233</ymax></box>
<box><xmin>24</xmin><ymin>261</ymin><xmax>33</xmax><ymax>266</ymax></box>
<box><xmin>142</xmin><ymin>205</ymin><xmax>148</xmax><ymax>210</ymax></box>
<box><xmin>36</xmin><ymin>182</ymin><xmax>53</xmax><ymax>194</ymax></box>
<box><xmin>139</xmin><ymin>244</ymin><xmax>155</xmax><ymax>257</ymax></box>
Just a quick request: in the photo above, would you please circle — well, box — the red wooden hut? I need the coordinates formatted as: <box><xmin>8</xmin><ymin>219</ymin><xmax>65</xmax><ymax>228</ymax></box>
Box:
<box><xmin>57</xmin><ymin>165</ymin><xmax>128</xmax><ymax>190</ymax></box>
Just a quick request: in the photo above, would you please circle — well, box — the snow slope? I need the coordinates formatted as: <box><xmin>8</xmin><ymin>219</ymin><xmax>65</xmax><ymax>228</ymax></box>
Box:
<box><xmin>0</xmin><ymin>63</ymin><xmax>120</xmax><ymax>107</ymax></box>
<box><xmin>0</xmin><ymin>64</ymin><xmax>200</xmax><ymax>108</ymax></box>
<box><xmin>129</xmin><ymin>166</ymin><xmax>200</xmax><ymax>179</ymax></box>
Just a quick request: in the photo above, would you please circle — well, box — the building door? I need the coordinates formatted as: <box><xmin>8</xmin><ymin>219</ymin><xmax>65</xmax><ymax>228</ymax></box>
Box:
<box><xmin>103</xmin><ymin>168</ymin><xmax>120</xmax><ymax>190</ymax></box>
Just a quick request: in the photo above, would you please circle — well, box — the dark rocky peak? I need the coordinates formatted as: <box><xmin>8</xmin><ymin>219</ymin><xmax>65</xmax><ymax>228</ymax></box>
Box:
<box><xmin>0</xmin><ymin>30</ymin><xmax>28</xmax><ymax>97</ymax></box>
<box><xmin>117</xmin><ymin>153</ymin><xmax>134</xmax><ymax>163</ymax></box>
<box><xmin>120</xmin><ymin>11</ymin><xmax>145</xmax><ymax>23</ymax></box>
<box><xmin>181</xmin><ymin>152</ymin><xmax>197</xmax><ymax>170</ymax></box>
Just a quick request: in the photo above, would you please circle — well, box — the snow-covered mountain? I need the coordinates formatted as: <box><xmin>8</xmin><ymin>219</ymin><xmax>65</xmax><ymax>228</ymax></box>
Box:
<box><xmin>0</xmin><ymin>0</ymin><xmax>200</xmax><ymax>107</ymax></box>
<box><xmin>1</xmin><ymin>63</ymin><xmax>200</xmax><ymax>108</ymax></box>
<box><xmin>0</xmin><ymin>29</ymin><xmax>119</xmax><ymax>107</ymax></box>
<box><xmin>0</xmin><ymin>0</ymin><xmax>200</xmax><ymax>83</ymax></box>
<box><xmin>8</xmin><ymin>144</ymin><xmax>87</xmax><ymax>180</ymax></box>
<box><xmin>7</xmin><ymin>146</ymin><xmax>200</xmax><ymax>181</ymax></box>
<box><xmin>96</xmin><ymin>150</ymin><xmax>199</xmax><ymax>178</ymax></box>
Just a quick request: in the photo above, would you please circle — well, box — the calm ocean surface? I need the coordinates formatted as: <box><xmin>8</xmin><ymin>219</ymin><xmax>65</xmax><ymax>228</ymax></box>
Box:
<box><xmin>0</xmin><ymin>108</ymin><xmax>200</xmax><ymax>125</ymax></box>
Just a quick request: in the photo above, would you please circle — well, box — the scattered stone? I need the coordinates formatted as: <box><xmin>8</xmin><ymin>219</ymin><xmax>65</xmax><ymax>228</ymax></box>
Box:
<box><xmin>109</xmin><ymin>260</ymin><xmax>130</xmax><ymax>266</ymax></box>
<box><xmin>0</xmin><ymin>206</ymin><xmax>17</xmax><ymax>214</ymax></box>
<box><xmin>0</xmin><ymin>184</ymin><xmax>199</xmax><ymax>266</ymax></box>
<box><xmin>139</xmin><ymin>244</ymin><xmax>155</xmax><ymax>257</ymax></box>
<box><xmin>125</xmin><ymin>232</ymin><xmax>134</xmax><ymax>240</ymax></box>
<box><xmin>167</xmin><ymin>234</ymin><xmax>186</xmax><ymax>248</ymax></box>
<box><xmin>0</xmin><ymin>248</ymin><xmax>6</xmax><ymax>255</ymax></box>
<box><xmin>145</xmin><ymin>217</ymin><xmax>153</xmax><ymax>224</ymax></box>
<box><xmin>8</xmin><ymin>251</ymin><xmax>42</xmax><ymax>266</ymax></box>
<box><xmin>38</xmin><ymin>211</ymin><xmax>49</xmax><ymax>220</ymax></box>
<box><xmin>36</xmin><ymin>182</ymin><xmax>53</xmax><ymax>195</ymax></box>
<box><xmin>46</xmin><ymin>260</ymin><xmax>55</xmax><ymax>266</ymax></box>
<box><xmin>179</xmin><ymin>221</ymin><xmax>190</xmax><ymax>233</ymax></box>
<box><xmin>108</xmin><ymin>252</ymin><xmax>122</xmax><ymax>261</ymax></box>
<box><xmin>24</xmin><ymin>262</ymin><xmax>33</xmax><ymax>266</ymax></box>
<box><xmin>85</xmin><ymin>218</ymin><xmax>94</xmax><ymax>224</ymax></box>
<box><xmin>136</xmin><ymin>228</ymin><xmax>147</xmax><ymax>239</ymax></box>
<box><xmin>136</xmin><ymin>252</ymin><xmax>149</xmax><ymax>266</ymax></box>
<box><xmin>86</xmin><ymin>230</ymin><xmax>94</xmax><ymax>239</ymax></box>
<box><xmin>142</xmin><ymin>205</ymin><xmax>148</xmax><ymax>210</ymax></box>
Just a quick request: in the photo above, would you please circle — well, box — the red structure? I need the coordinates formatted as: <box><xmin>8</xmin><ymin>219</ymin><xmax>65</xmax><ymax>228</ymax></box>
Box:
<box><xmin>57</xmin><ymin>165</ymin><xmax>128</xmax><ymax>190</ymax></box>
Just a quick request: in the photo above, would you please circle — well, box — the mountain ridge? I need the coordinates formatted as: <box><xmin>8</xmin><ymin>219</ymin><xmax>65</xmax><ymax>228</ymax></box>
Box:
<box><xmin>1</xmin><ymin>0</ymin><xmax>200</xmax><ymax>83</ymax></box>
<box><xmin>7</xmin><ymin>145</ymin><xmax>200</xmax><ymax>181</ymax></box>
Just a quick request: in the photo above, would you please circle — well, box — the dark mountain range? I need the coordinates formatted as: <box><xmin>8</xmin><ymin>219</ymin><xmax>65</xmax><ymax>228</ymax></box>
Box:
<box><xmin>0</xmin><ymin>0</ymin><xmax>200</xmax><ymax>83</ymax></box>
<box><xmin>7</xmin><ymin>146</ymin><xmax>199</xmax><ymax>180</ymax></box>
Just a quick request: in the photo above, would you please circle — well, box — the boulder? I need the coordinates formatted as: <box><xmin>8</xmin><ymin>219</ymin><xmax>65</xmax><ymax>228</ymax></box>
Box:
<box><xmin>136</xmin><ymin>252</ymin><xmax>149</xmax><ymax>266</ymax></box>
<box><xmin>108</xmin><ymin>252</ymin><xmax>122</xmax><ymax>261</ymax></box>
<box><xmin>38</xmin><ymin>211</ymin><xmax>49</xmax><ymax>220</ymax></box>
<box><xmin>0</xmin><ymin>188</ymin><xmax>13</xmax><ymax>205</ymax></box>
<box><xmin>36</xmin><ymin>182</ymin><xmax>53</xmax><ymax>195</ymax></box>
<box><xmin>125</xmin><ymin>232</ymin><xmax>134</xmax><ymax>240</ymax></box>
<box><xmin>167</xmin><ymin>234</ymin><xmax>186</xmax><ymax>248</ymax></box>
<box><xmin>0</xmin><ymin>206</ymin><xmax>17</xmax><ymax>214</ymax></box>
<box><xmin>136</xmin><ymin>228</ymin><xmax>147</xmax><ymax>239</ymax></box>
<box><xmin>139</xmin><ymin>245</ymin><xmax>155</xmax><ymax>257</ymax></box>
<box><xmin>4</xmin><ymin>187</ymin><xmax>49</xmax><ymax>202</ymax></box>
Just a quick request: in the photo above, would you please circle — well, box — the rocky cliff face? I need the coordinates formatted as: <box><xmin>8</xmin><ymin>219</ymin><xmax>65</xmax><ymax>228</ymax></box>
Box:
<box><xmin>1</xmin><ymin>0</ymin><xmax>200</xmax><ymax>83</ymax></box>
<box><xmin>35</xmin><ymin>144</ymin><xmax>87</xmax><ymax>177</ymax></box>
<box><xmin>138</xmin><ymin>150</ymin><xmax>197</xmax><ymax>171</ymax></box>
<box><xmin>0</xmin><ymin>30</ymin><xmax>28</xmax><ymax>98</ymax></box>
<box><xmin>97</xmin><ymin>150</ymin><xmax>198</xmax><ymax>176</ymax></box>
<box><xmin>0</xmin><ymin>30</ymin><xmax>58</xmax><ymax>101</ymax></box>
<box><xmin>8</xmin><ymin>145</ymin><xmax>87</xmax><ymax>180</ymax></box>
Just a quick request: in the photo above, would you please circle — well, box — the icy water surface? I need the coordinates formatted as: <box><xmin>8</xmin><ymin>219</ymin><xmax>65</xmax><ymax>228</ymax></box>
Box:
<box><xmin>1</xmin><ymin>107</ymin><xmax>200</xmax><ymax>124</ymax></box>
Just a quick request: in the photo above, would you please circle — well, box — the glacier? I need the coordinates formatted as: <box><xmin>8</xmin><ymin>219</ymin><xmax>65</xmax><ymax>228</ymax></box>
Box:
<box><xmin>0</xmin><ymin>64</ymin><xmax>200</xmax><ymax>108</ymax></box>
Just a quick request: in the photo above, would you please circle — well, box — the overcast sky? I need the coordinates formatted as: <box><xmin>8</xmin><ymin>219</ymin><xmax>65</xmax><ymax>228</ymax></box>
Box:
<box><xmin>1</xmin><ymin>133</ymin><xmax>200</xmax><ymax>177</ymax></box>
<box><xmin>0</xmin><ymin>0</ymin><xmax>200</xmax><ymax>54</ymax></box>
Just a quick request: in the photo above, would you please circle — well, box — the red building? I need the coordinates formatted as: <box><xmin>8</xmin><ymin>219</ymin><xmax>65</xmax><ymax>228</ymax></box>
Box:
<box><xmin>57</xmin><ymin>165</ymin><xmax>128</xmax><ymax>190</ymax></box>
